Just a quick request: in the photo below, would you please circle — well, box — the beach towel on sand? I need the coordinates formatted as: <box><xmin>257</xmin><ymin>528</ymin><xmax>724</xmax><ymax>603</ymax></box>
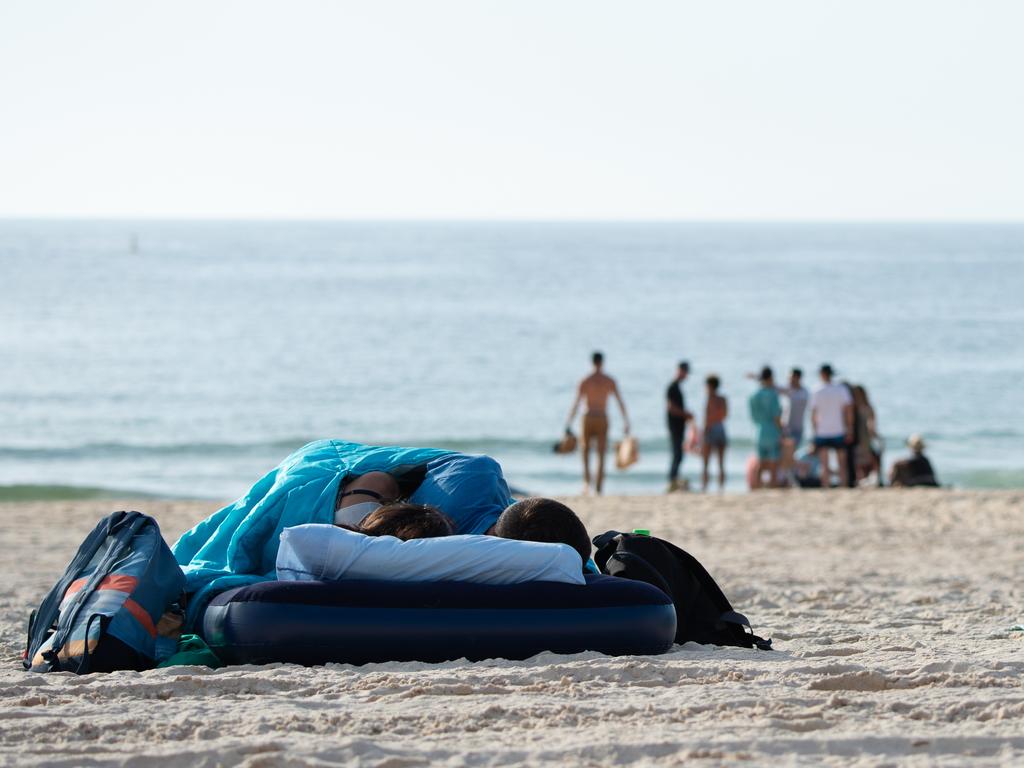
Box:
<box><xmin>172</xmin><ymin>439</ymin><xmax>514</xmax><ymax>626</ymax></box>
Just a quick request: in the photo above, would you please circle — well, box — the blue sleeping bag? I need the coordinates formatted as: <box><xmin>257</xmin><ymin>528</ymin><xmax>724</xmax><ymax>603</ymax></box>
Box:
<box><xmin>173</xmin><ymin>440</ymin><xmax>514</xmax><ymax>626</ymax></box>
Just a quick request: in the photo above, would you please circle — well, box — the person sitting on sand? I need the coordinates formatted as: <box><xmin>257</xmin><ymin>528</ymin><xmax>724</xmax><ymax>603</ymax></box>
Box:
<box><xmin>888</xmin><ymin>434</ymin><xmax>939</xmax><ymax>487</ymax></box>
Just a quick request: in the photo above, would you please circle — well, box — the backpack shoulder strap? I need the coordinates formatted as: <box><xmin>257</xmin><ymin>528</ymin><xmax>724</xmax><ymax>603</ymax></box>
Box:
<box><xmin>591</xmin><ymin>530</ymin><xmax>624</xmax><ymax>573</ymax></box>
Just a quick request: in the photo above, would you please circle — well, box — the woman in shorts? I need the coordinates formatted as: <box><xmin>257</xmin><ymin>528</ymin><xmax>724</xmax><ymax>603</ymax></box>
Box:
<box><xmin>701</xmin><ymin>375</ymin><xmax>729</xmax><ymax>491</ymax></box>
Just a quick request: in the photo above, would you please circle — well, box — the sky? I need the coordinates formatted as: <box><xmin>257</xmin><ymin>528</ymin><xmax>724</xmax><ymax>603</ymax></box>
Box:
<box><xmin>1</xmin><ymin>1</ymin><xmax>1023</xmax><ymax>220</ymax></box>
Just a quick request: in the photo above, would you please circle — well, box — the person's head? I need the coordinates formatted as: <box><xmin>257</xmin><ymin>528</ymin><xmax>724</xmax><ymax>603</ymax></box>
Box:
<box><xmin>357</xmin><ymin>502</ymin><xmax>455</xmax><ymax>540</ymax></box>
<box><xmin>907</xmin><ymin>434</ymin><xmax>926</xmax><ymax>454</ymax></box>
<box><xmin>337</xmin><ymin>472</ymin><xmax>400</xmax><ymax>509</ymax></box>
<box><xmin>493</xmin><ymin>498</ymin><xmax>591</xmax><ymax>564</ymax></box>
<box><xmin>676</xmin><ymin>360</ymin><xmax>690</xmax><ymax>381</ymax></box>
<box><xmin>819</xmin><ymin>363</ymin><xmax>834</xmax><ymax>383</ymax></box>
<box><xmin>592</xmin><ymin>351</ymin><xmax>604</xmax><ymax>369</ymax></box>
<box><xmin>790</xmin><ymin>368</ymin><xmax>802</xmax><ymax>388</ymax></box>
<box><xmin>759</xmin><ymin>365</ymin><xmax>773</xmax><ymax>386</ymax></box>
<box><xmin>334</xmin><ymin>471</ymin><xmax>403</xmax><ymax>527</ymax></box>
<box><xmin>706</xmin><ymin>374</ymin><xmax>720</xmax><ymax>393</ymax></box>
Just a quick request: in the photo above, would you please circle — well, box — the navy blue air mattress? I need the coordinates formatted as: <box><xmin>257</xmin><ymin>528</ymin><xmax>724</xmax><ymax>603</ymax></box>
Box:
<box><xmin>201</xmin><ymin>574</ymin><xmax>676</xmax><ymax>666</ymax></box>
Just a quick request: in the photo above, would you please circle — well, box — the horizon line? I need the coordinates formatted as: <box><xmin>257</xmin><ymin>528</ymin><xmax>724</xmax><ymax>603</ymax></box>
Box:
<box><xmin>2</xmin><ymin>215</ymin><xmax>1023</xmax><ymax>226</ymax></box>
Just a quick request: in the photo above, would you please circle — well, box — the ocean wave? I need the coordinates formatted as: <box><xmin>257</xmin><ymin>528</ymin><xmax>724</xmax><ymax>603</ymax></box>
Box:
<box><xmin>0</xmin><ymin>484</ymin><xmax>165</xmax><ymax>502</ymax></box>
<box><xmin>0</xmin><ymin>438</ymin><xmax>315</xmax><ymax>461</ymax></box>
<box><xmin>944</xmin><ymin>468</ymin><xmax>1024</xmax><ymax>489</ymax></box>
<box><xmin>0</xmin><ymin>434</ymin><xmax>767</xmax><ymax>461</ymax></box>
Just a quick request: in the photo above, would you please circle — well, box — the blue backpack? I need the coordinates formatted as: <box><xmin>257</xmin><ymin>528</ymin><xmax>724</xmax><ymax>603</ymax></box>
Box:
<box><xmin>24</xmin><ymin>511</ymin><xmax>186</xmax><ymax>674</ymax></box>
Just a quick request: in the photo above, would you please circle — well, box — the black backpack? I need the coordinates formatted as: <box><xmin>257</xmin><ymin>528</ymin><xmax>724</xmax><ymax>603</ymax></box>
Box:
<box><xmin>593</xmin><ymin>531</ymin><xmax>771</xmax><ymax>650</ymax></box>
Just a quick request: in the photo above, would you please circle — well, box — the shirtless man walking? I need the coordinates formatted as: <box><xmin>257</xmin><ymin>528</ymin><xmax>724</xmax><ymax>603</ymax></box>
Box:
<box><xmin>566</xmin><ymin>351</ymin><xmax>630</xmax><ymax>495</ymax></box>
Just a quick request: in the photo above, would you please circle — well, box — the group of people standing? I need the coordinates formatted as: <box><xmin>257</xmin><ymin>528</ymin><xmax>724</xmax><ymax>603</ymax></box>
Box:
<box><xmin>747</xmin><ymin>363</ymin><xmax>877</xmax><ymax>489</ymax></box>
<box><xmin>565</xmin><ymin>353</ymin><xmax>932</xmax><ymax>494</ymax></box>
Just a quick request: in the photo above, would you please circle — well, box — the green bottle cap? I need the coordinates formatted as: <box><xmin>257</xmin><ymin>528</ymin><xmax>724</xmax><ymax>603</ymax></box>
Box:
<box><xmin>632</xmin><ymin>528</ymin><xmax>650</xmax><ymax>536</ymax></box>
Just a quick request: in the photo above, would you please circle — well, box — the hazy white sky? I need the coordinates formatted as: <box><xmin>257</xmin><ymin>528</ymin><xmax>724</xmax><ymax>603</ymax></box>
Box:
<box><xmin>1</xmin><ymin>1</ymin><xmax>1022</xmax><ymax>220</ymax></box>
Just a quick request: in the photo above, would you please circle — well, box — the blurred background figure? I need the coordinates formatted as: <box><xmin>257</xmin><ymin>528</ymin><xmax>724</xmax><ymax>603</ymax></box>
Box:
<box><xmin>889</xmin><ymin>434</ymin><xmax>940</xmax><ymax>487</ymax></box>
<box><xmin>567</xmin><ymin>351</ymin><xmax>630</xmax><ymax>495</ymax></box>
<box><xmin>777</xmin><ymin>368</ymin><xmax>809</xmax><ymax>451</ymax></box>
<box><xmin>851</xmin><ymin>384</ymin><xmax>883</xmax><ymax>486</ymax></box>
<box><xmin>701</xmin><ymin>375</ymin><xmax>728</xmax><ymax>491</ymax></box>
<box><xmin>811</xmin><ymin>364</ymin><xmax>854</xmax><ymax>489</ymax></box>
<box><xmin>665</xmin><ymin>361</ymin><xmax>692</xmax><ymax>492</ymax></box>
<box><xmin>749</xmin><ymin>366</ymin><xmax>783</xmax><ymax>489</ymax></box>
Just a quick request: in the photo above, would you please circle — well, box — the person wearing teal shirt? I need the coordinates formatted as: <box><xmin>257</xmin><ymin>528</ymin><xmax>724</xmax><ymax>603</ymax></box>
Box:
<box><xmin>749</xmin><ymin>366</ymin><xmax>784</xmax><ymax>488</ymax></box>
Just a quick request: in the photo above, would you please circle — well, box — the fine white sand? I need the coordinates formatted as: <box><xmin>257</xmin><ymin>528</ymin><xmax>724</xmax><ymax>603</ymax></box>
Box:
<box><xmin>1</xmin><ymin>490</ymin><xmax>1022</xmax><ymax>766</ymax></box>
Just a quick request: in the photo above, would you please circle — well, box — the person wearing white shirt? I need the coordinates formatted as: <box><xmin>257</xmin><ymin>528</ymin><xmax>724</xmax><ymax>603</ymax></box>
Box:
<box><xmin>810</xmin><ymin>364</ymin><xmax>854</xmax><ymax>489</ymax></box>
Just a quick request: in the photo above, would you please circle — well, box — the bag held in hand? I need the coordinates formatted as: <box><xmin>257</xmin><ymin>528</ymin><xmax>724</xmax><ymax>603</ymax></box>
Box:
<box><xmin>552</xmin><ymin>428</ymin><xmax>578</xmax><ymax>454</ymax></box>
<box><xmin>593</xmin><ymin>530</ymin><xmax>771</xmax><ymax>650</ymax></box>
<box><xmin>24</xmin><ymin>511</ymin><xmax>186</xmax><ymax>674</ymax></box>
<box><xmin>614</xmin><ymin>436</ymin><xmax>639</xmax><ymax>469</ymax></box>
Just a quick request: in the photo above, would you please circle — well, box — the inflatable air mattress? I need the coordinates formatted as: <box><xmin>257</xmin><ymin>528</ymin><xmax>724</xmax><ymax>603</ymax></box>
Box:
<box><xmin>202</xmin><ymin>574</ymin><xmax>676</xmax><ymax>666</ymax></box>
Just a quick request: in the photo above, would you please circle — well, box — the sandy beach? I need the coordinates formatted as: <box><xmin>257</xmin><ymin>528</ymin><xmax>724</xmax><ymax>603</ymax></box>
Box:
<box><xmin>1</xmin><ymin>490</ymin><xmax>1022</xmax><ymax>766</ymax></box>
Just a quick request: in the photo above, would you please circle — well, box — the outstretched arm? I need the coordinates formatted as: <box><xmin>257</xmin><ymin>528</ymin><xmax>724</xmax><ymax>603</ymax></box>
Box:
<box><xmin>613</xmin><ymin>382</ymin><xmax>630</xmax><ymax>434</ymax></box>
<box><xmin>566</xmin><ymin>383</ymin><xmax>583</xmax><ymax>429</ymax></box>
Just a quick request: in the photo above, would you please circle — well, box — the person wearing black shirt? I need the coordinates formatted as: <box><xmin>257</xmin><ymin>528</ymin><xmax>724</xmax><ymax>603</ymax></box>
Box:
<box><xmin>889</xmin><ymin>434</ymin><xmax>939</xmax><ymax>487</ymax></box>
<box><xmin>666</xmin><ymin>361</ymin><xmax>692</xmax><ymax>491</ymax></box>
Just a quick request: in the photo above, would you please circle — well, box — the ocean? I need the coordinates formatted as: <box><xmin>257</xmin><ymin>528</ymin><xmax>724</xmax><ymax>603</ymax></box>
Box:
<box><xmin>1</xmin><ymin>220</ymin><xmax>1022</xmax><ymax>501</ymax></box>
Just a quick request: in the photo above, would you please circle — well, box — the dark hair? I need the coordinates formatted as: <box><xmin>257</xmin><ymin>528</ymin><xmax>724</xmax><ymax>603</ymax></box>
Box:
<box><xmin>852</xmin><ymin>384</ymin><xmax>870</xmax><ymax>407</ymax></box>
<box><xmin>592</xmin><ymin>351</ymin><xmax>604</xmax><ymax>366</ymax></box>
<box><xmin>678</xmin><ymin>360</ymin><xmax>690</xmax><ymax>372</ymax></box>
<box><xmin>759</xmin><ymin>365</ymin><xmax>773</xmax><ymax>382</ymax></box>
<box><xmin>493</xmin><ymin>498</ymin><xmax>591</xmax><ymax>564</ymax></box>
<box><xmin>706</xmin><ymin>374</ymin><xmax>720</xmax><ymax>391</ymax></box>
<box><xmin>358</xmin><ymin>502</ymin><xmax>455</xmax><ymax>540</ymax></box>
<box><xmin>820</xmin><ymin>363</ymin><xmax>834</xmax><ymax>378</ymax></box>
<box><xmin>791</xmin><ymin>368</ymin><xmax>802</xmax><ymax>379</ymax></box>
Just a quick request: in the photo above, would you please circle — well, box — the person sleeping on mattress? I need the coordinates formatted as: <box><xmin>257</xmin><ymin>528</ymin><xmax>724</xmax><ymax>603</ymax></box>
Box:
<box><xmin>336</xmin><ymin>480</ymin><xmax>591</xmax><ymax>566</ymax></box>
<box><xmin>172</xmin><ymin>439</ymin><xmax>593</xmax><ymax>626</ymax></box>
<box><xmin>334</xmin><ymin>471</ymin><xmax>403</xmax><ymax>527</ymax></box>
<box><xmin>343</xmin><ymin>501</ymin><xmax>455</xmax><ymax>540</ymax></box>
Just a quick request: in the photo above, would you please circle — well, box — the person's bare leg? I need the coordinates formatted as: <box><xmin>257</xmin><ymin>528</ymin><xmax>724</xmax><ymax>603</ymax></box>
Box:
<box><xmin>838</xmin><ymin>449</ymin><xmax>849</xmax><ymax>488</ymax></box>
<box><xmin>764</xmin><ymin>459</ymin><xmax>778</xmax><ymax>487</ymax></box>
<box><xmin>582</xmin><ymin>438</ymin><xmax>592</xmax><ymax>494</ymax></box>
<box><xmin>595</xmin><ymin>434</ymin><xmax>607</xmax><ymax>494</ymax></box>
<box><xmin>817</xmin><ymin>447</ymin><xmax>831</xmax><ymax>488</ymax></box>
<box><xmin>716</xmin><ymin>445</ymin><xmax>726</xmax><ymax>490</ymax></box>
<box><xmin>701</xmin><ymin>444</ymin><xmax>711</xmax><ymax>491</ymax></box>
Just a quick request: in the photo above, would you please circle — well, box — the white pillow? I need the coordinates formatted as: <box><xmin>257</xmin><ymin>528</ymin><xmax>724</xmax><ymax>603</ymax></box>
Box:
<box><xmin>276</xmin><ymin>524</ymin><xmax>585</xmax><ymax>586</ymax></box>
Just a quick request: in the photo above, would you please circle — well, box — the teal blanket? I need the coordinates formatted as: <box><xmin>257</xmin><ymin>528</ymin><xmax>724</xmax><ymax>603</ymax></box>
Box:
<box><xmin>173</xmin><ymin>439</ymin><xmax>513</xmax><ymax>626</ymax></box>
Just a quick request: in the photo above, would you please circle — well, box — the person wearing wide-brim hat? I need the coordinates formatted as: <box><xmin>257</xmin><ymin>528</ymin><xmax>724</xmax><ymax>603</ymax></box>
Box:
<box><xmin>889</xmin><ymin>433</ymin><xmax>939</xmax><ymax>487</ymax></box>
